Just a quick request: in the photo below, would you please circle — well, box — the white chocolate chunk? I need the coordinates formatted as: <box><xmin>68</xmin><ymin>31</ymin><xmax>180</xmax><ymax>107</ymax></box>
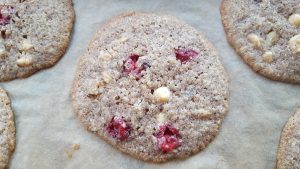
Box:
<box><xmin>197</xmin><ymin>109</ymin><xmax>212</xmax><ymax>117</ymax></box>
<box><xmin>153</xmin><ymin>87</ymin><xmax>171</xmax><ymax>103</ymax></box>
<box><xmin>0</xmin><ymin>48</ymin><xmax>6</xmax><ymax>59</ymax></box>
<box><xmin>0</xmin><ymin>43</ymin><xmax>6</xmax><ymax>59</ymax></box>
<box><xmin>116</xmin><ymin>36</ymin><xmax>128</xmax><ymax>43</ymax></box>
<box><xmin>102</xmin><ymin>71</ymin><xmax>112</xmax><ymax>83</ymax></box>
<box><xmin>98</xmin><ymin>50</ymin><xmax>112</xmax><ymax>61</ymax></box>
<box><xmin>266</xmin><ymin>31</ymin><xmax>279</xmax><ymax>47</ymax></box>
<box><xmin>289</xmin><ymin>14</ymin><xmax>300</xmax><ymax>27</ymax></box>
<box><xmin>20</xmin><ymin>39</ymin><xmax>34</xmax><ymax>51</ymax></box>
<box><xmin>289</xmin><ymin>35</ymin><xmax>300</xmax><ymax>54</ymax></box>
<box><xmin>247</xmin><ymin>34</ymin><xmax>261</xmax><ymax>48</ymax></box>
<box><xmin>262</xmin><ymin>51</ymin><xmax>273</xmax><ymax>63</ymax></box>
<box><xmin>16</xmin><ymin>55</ymin><xmax>33</xmax><ymax>67</ymax></box>
<box><xmin>156</xmin><ymin>113</ymin><xmax>166</xmax><ymax>124</ymax></box>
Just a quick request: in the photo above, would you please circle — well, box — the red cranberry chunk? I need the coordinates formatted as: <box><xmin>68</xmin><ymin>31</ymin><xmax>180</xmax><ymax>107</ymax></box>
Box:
<box><xmin>175</xmin><ymin>48</ymin><xmax>199</xmax><ymax>63</ymax></box>
<box><xmin>0</xmin><ymin>6</ymin><xmax>15</xmax><ymax>26</ymax></box>
<box><xmin>154</xmin><ymin>124</ymin><xmax>181</xmax><ymax>153</ymax></box>
<box><xmin>123</xmin><ymin>54</ymin><xmax>149</xmax><ymax>76</ymax></box>
<box><xmin>106</xmin><ymin>117</ymin><xmax>131</xmax><ymax>141</ymax></box>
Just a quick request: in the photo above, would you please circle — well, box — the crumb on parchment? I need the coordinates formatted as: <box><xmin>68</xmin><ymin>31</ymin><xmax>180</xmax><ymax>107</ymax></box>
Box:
<box><xmin>65</xmin><ymin>143</ymin><xmax>80</xmax><ymax>159</ymax></box>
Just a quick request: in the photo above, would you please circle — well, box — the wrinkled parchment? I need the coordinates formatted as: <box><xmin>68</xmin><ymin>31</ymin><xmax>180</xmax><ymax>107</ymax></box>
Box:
<box><xmin>3</xmin><ymin>0</ymin><xmax>300</xmax><ymax>168</ymax></box>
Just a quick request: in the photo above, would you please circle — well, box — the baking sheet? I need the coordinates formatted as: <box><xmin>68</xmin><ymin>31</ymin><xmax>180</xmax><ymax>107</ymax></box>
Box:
<box><xmin>2</xmin><ymin>0</ymin><xmax>300</xmax><ymax>168</ymax></box>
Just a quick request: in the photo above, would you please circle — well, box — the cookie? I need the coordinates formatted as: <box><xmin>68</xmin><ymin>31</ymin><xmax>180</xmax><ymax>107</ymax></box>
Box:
<box><xmin>0</xmin><ymin>87</ymin><xmax>15</xmax><ymax>169</ymax></box>
<box><xmin>220</xmin><ymin>0</ymin><xmax>300</xmax><ymax>84</ymax></box>
<box><xmin>72</xmin><ymin>12</ymin><xmax>229</xmax><ymax>162</ymax></box>
<box><xmin>0</xmin><ymin>0</ymin><xmax>75</xmax><ymax>81</ymax></box>
<box><xmin>276</xmin><ymin>108</ymin><xmax>300</xmax><ymax>169</ymax></box>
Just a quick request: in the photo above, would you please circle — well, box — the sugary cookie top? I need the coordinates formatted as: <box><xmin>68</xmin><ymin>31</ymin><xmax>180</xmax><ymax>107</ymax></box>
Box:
<box><xmin>0</xmin><ymin>0</ymin><xmax>74</xmax><ymax>81</ymax></box>
<box><xmin>72</xmin><ymin>12</ymin><xmax>229</xmax><ymax>162</ymax></box>
<box><xmin>221</xmin><ymin>0</ymin><xmax>300</xmax><ymax>83</ymax></box>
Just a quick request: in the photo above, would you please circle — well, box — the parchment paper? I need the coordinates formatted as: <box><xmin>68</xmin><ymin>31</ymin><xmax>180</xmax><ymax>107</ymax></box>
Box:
<box><xmin>2</xmin><ymin>0</ymin><xmax>300</xmax><ymax>168</ymax></box>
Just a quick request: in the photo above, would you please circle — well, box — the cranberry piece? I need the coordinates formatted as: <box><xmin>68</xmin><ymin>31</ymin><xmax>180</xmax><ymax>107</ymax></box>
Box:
<box><xmin>123</xmin><ymin>54</ymin><xmax>150</xmax><ymax>76</ymax></box>
<box><xmin>0</xmin><ymin>6</ymin><xmax>15</xmax><ymax>26</ymax></box>
<box><xmin>106</xmin><ymin>117</ymin><xmax>132</xmax><ymax>141</ymax></box>
<box><xmin>123</xmin><ymin>54</ymin><xmax>140</xmax><ymax>74</ymax></box>
<box><xmin>175</xmin><ymin>48</ymin><xmax>199</xmax><ymax>63</ymax></box>
<box><xmin>154</xmin><ymin>124</ymin><xmax>181</xmax><ymax>153</ymax></box>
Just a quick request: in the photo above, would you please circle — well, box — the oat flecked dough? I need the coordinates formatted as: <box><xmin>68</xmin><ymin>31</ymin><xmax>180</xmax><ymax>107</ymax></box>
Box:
<box><xmin>221</xmin><ymin>0</ymin><xmax>300</xmax><ymax>84</ymax></box>
<box><xmin>72</xmin><ymin>12</ymin><xmax>229</xmax><ymax>162</ymax></box>
<box><xmin>0</xmin><ymin>0</ymin><xmax>75</xmax><ymax>81</ymax></box>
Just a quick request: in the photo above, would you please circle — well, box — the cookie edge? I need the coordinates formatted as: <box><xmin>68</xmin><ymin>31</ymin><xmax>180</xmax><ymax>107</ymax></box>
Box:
<box><xmin>276</xmin><ymin>108</ymin><xmax>300</xmax><ymax>169</ymax></box>
<box><xmin>0</xmin><ymin>87</ymin><xmax>16</xmax><ymax>169</ymax></box>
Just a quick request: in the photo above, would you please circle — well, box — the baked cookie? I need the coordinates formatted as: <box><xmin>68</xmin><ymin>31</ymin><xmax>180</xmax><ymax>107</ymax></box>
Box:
<box><xmin>0</xmin><ymin>0</ymin><xmax>74</xmax><ymax>81</ymax></box>
<box><xmin>72</xmin><ymin>12</ymin><xmax>229</xmax><ymax>162</ymax></box>
<box><xmin>220</xmin><ymin>0</ymin><xmax>300</xmax><ymax>84</ymax></box>
<box><xmin>277</xmin><ymin>108</ymin><xmax>300</xmax><ymax>169</ymax></box>
<box><xmin>0</xmin><ymin>87</ymin><xmax>15</xmax><ymax>169</ymax></box>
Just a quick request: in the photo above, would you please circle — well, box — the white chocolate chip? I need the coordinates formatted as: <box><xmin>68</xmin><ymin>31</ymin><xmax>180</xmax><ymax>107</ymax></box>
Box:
<box><xmin>0</xmin><ymin>43</ymin><xmax>6</xmax><ymax>59</ymax></box>
<box><xmin>289</xmin><ymin>35</ymin><xmax>300</xmax><ymax>54</ymax></box>
<box><xmin>102</xmin><ymin>71</ymin><xmax>112</xmax><ymax>83</ymax></box>
<box><xmin>16</xmin><ymin>54</ymin><xmax>33</xmax><ymax>67</ymax></box>
<box><xmin>262</xmin><ymin>51</ymin><xmax>273</xmax><ymax>63</ymax></box>
<box><xmin>191</xmin><ymin>109</ymin><xmax>212</xmax><ymax>119</ymax></box>
<box><xmin>289</xmin><ymin>14</ymin><xmax>300</xmax><ymax>27</ymax></box>
<box><xmin>20</xmin><ymin>39</ymin><xmax>34</xmax><ymax>51</ymax></box>
<box><xmin>113</xmin><ymin>33</ymin><xmax>129</xmax><ymax>43</ymax></box>
<box><xmin>86</xmin><ymin>79</ymin><xmax>102</xmax><ymax>97</ymax></box>
<box><xmin>0</xmin><ymin>48</ymin><xmax>6</xmax><ymax>59</ymax></box>
<box><xmin>197</xmin><ymin>109</ymin><xmax>212</xmax><ymax>117</ymax></box>
<box><xmin>247</xmin><ymin>34</ymin><xmax>262</xmax><ymax>48</ymax></box>
<box><xmin>117</xmin><ymin>36</ymin><xmax>128</xmax><ymax>43</ymax></box>
<box><xmin>1</xmin><ymin>10</ymin><xmax>10</xmax><ymax>18</ymax></box>
<box><xmin>5</xmin><ymin>30</ymin><xmax>11</xmax><ymax>37</ymax></box>
<box><xmin>153</xmin><ymin>87</ymin><xmax>171</xmax><ymax>103</ymax></box>
<box><xmin>254</xmin><ymin>15</ymin><xmax>266</xmax><ymax>26</ymax></box>
<box><xmin>266</xmin><ymin>31</ymin><xmax>279</xmax><ymax>47</ymax></box>
<box><xmin>46</xmin><ymin>46</ymin><xmax>56</xmax><ymax>54</ymax></box>
<box><xmin>156</xmin><ymin>113</ymin><xmax>166</xmax><ymax>124</ymax></box>
<box><xmin>98</xmin><ymin>50</ymin><xmax>112</xmax><ymax>61</ymax></box>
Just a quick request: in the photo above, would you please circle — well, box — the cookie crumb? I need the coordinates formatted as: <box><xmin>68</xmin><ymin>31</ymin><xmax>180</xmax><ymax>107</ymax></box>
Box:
<box><xmin>65</xmin><ymin>143</ymin><xmax>80</xmax><ymax>159</ymax></box>
<box><xmin>72</xmin><ymin>143</ymin><xmax>80</xmax><ymax>150</ymax></box>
